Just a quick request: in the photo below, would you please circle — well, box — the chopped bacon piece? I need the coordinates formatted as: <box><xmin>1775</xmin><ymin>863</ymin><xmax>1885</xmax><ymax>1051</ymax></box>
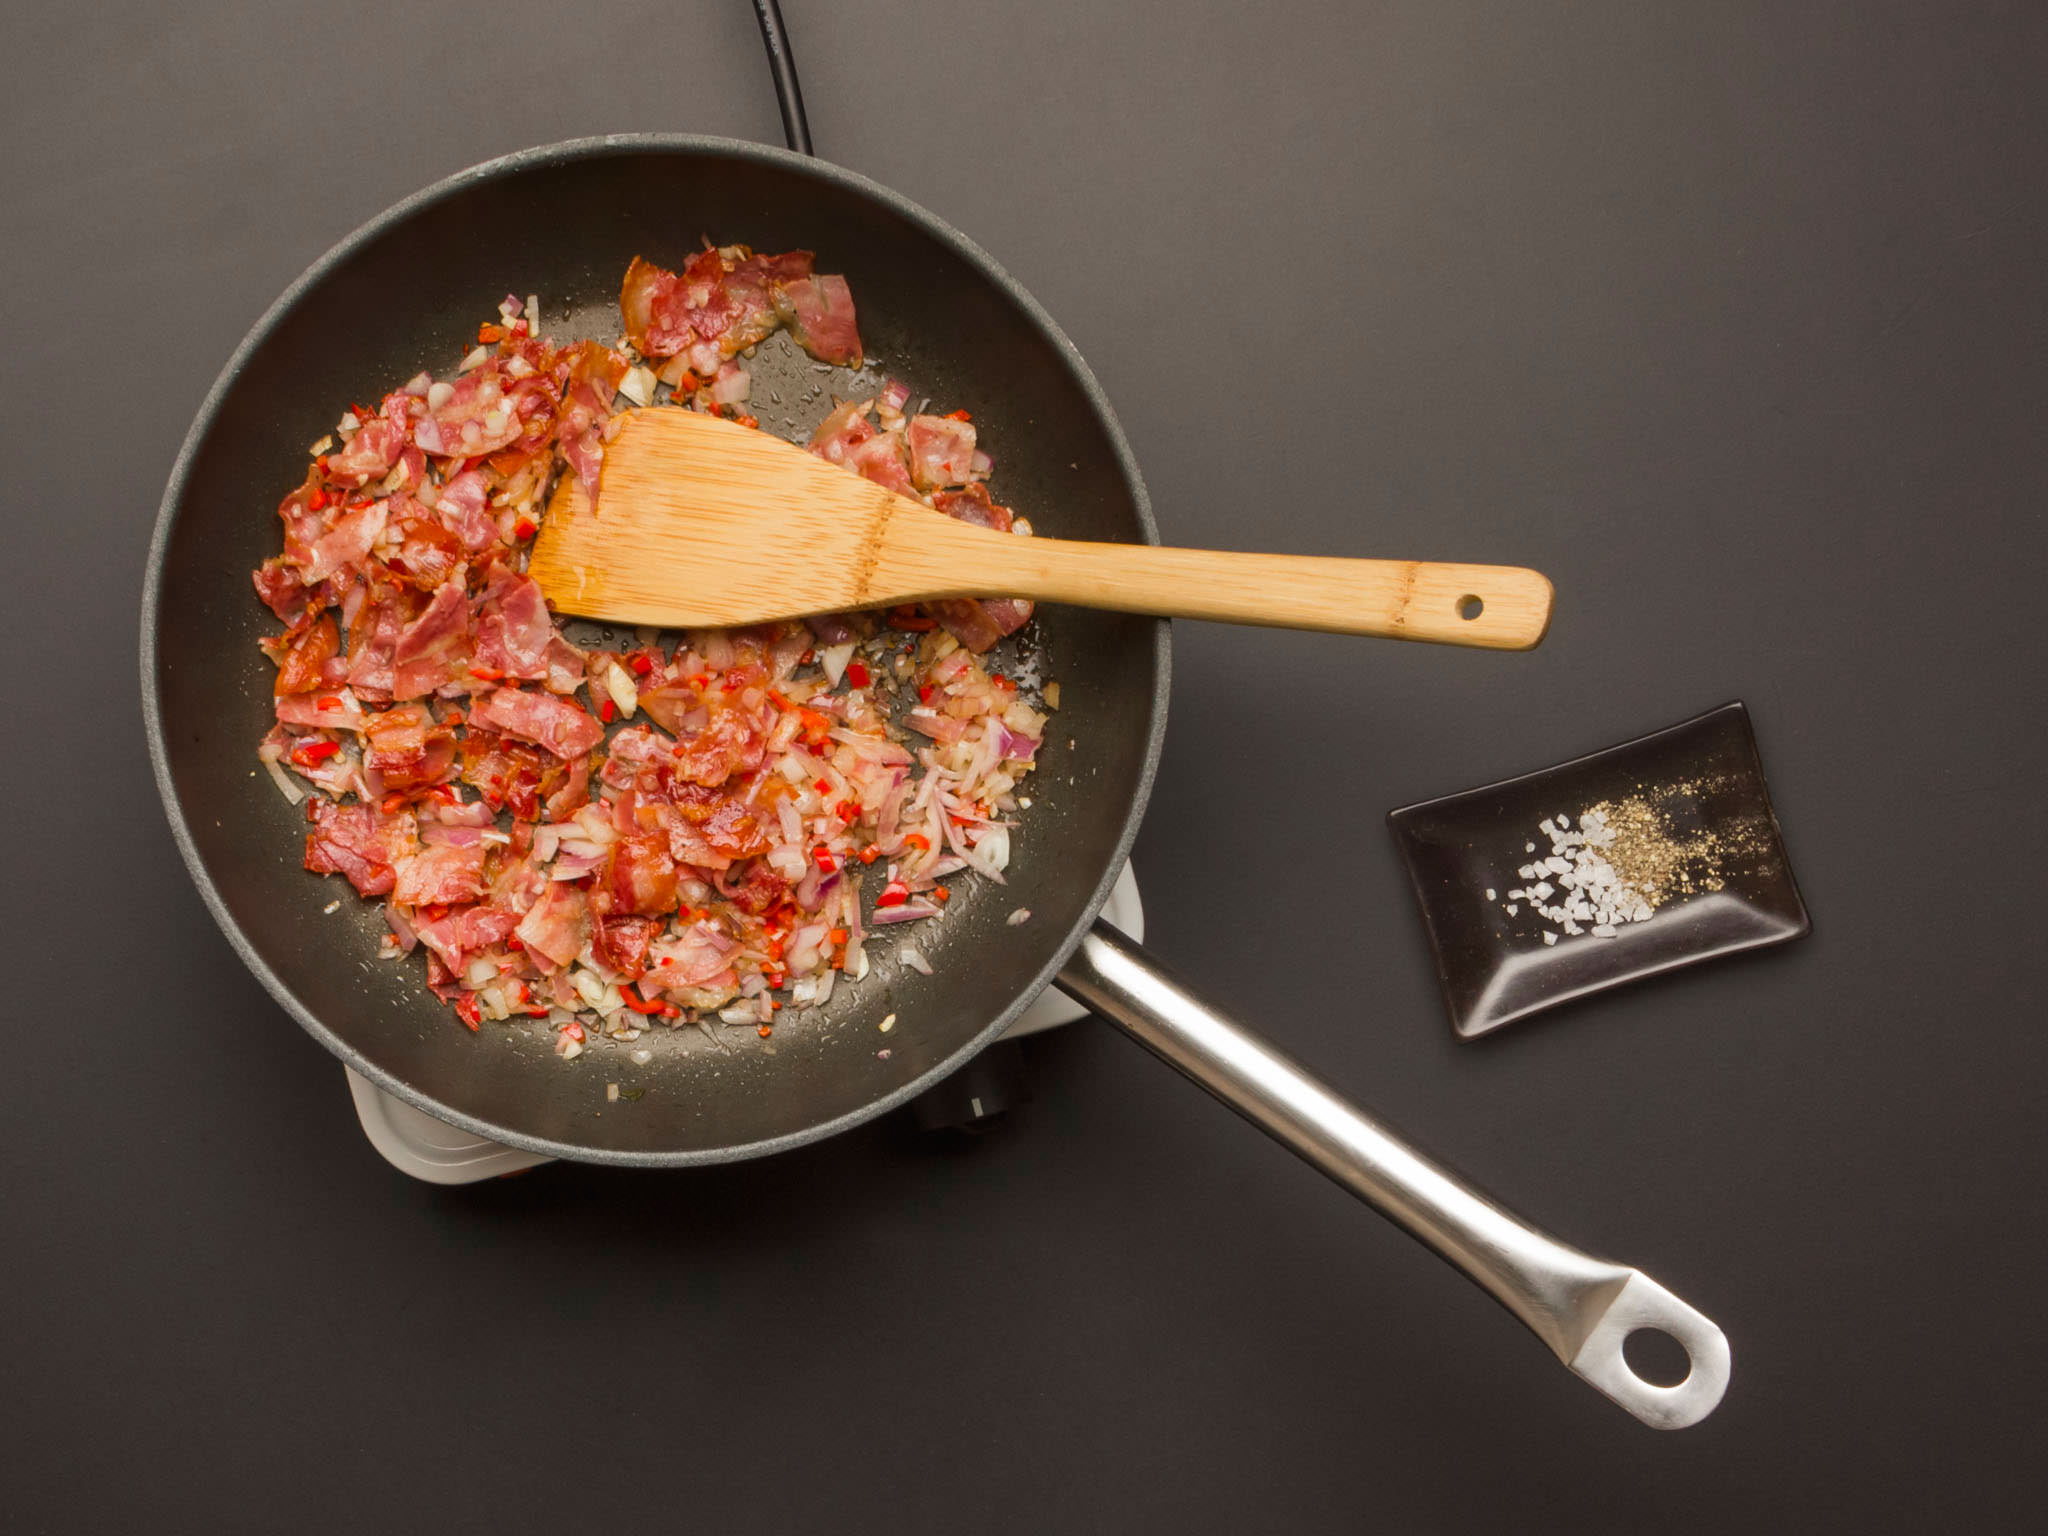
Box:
<box><xmin>722</xmin><ymin>250</ymin><xmax>812</xmax><ymax>352</ymax></box>
<box><xmin>414</xmin><ymin>904</ymin><xmax>521</xmax><ymax>975</ymax></box>
<box><xmin>391</xmin><ymin>578</ymin><xmax>472</xmax><ymax>700</ymax></box>
<box><xmin>387</xmin><ymin>498</ymin><xmax>465</xmax><ymax>591</ymax></box>
<box><xmin>669</xmin><ymin>706</ymin><xmax>763</xmax><ymax>787</ymax></box>
<box><xmin>593</xmin><ymin>915</ymin><xmax>659</xmax><ymax>980</ymax></box>
<box><xmin>253</xmin><ymin>557</ymin><xmax>311</xmax><ymax>624</ymax></box>
<box><xmin>699</xmin><ymin>797</ymin><xmax>769</xmax><ymax>860</ymax></box>
<box><xmin>808</xmin><ymin>399</ymin><xmax>875</xmax><ymax>464</ymax></box>
<box><xmin>413</xmin><ymin>363</ymin><xmax>531</xmax><ymax>458</ymax></box>
<box><xmin>304</xmin><ymin>799</ymin><xmax>413</xmax><ymax>897</ymax></box>
<box><xmin>846</xmin><ymin>431</ymin><xmax>914</xmax><ymax>494</ymax></box>
<box><xmin>931</xmin><ymin>482</ymin><xmax>1013</xmax><ymax>533</ymax></box>
<box><xmin>273</xmin><ymin>615</ymin><xmax>338</xmax><ymax>697</ymax></box>
<box><xmin>599</xmin><ymin>832</ymin><xmax>679</xmax><ymax>918</ymax></box>
<box><xmin>542</xmin><ymin>634</ymin><xmax>587</xmax><ymax>694</ymax></box>
<box><xmin>393</xmin><ymin>841</ymin><xmax>488</xmax><ymax>908</ymax></box>
<box><xmin>775</xmin><ymin>274</ymin><xmax>861</xmax><ymax>366</ymax></box>
<box><xmin>474</xmin><ymin>568</ymin><xmax>554</xmax><ymax>680</ymax></box>
<box><xmin>619</xmin><ymin>255</ymin><xmax>682</xmax><ymax>356</ymax></box>
<box><xmin>300</xmin><ymin>500</ymin><xmax>388</xmax><ymax>584</ymax></box>
<box><xmin>363</xmin><ymin>702</ymin><xmax>457</xmax><ymax>792</ymax></box>
<box><xmin>725</xmin><ymin>859</ymin><xmax>790</xmax><ymax>917</ymax></box>
<box><xmin>276</xmin><ymin>690</ymin><xmax>366</xmax><ymax>732</ymax></box>
<box><xmin>542</xmin><ymin>755</ymin><xmax>590</xmax><ymax>821</ymax></box>
<box><xmin>561</xmin><ymin>431</ymin><xmax>604</xmax><ymax>498</ymax></box>
<box><xmin>907</xmin><ymin>414</ymin><xmax>978</xmax><ymax>491</ymax></box>
<box><xmin>468</xmin><ymin>685</ymin><xmax>605</xmax><ymax>759</ymax></box>
<box><xmin>344</xmin><ymin>590</ymin><xmax>408</xmax><ymax>697</ymax></box>
<box><xmin>323</xmin><ymin>417</ymin><xmax>406</xmax><ymax>487</ymax></box>
<box><xmin>434</xmin><ymin>469</ymin><xmax>499</xmax><ymax>551</ymax></box>
<box><xmin>513</xmin><ymin>879</ymin><xmax>589</xmax><ymax>970</ymax></box>
<box><xmin>976</xmin><ymin>597</ymin><xmax>1036</xmax><ymax>639</ymax></box>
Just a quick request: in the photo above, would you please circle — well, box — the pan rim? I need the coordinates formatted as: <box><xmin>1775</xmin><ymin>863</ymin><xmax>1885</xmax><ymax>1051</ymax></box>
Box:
<box><xmin>139</xmin><ymin>132</ymin><xmax>1170</xmax><ymax>1167</ymax></box>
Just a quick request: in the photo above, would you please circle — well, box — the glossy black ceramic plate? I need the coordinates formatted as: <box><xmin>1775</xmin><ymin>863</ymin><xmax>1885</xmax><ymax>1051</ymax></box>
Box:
<box><xmin>1388</xmin><ymin>702</ymin><xmax>1809</xmax><ymax>1038</ymax></box>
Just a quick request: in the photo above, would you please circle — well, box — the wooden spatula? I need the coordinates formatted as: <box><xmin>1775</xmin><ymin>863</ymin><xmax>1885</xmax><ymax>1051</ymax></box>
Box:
<box><xmin>528</xmin><ymin>409</ymin><xmax>1554</xmax><ymax>648</ymax></box>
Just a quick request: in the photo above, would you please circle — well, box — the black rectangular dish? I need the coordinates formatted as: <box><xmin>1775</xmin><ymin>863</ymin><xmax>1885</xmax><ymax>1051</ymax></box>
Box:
<box><xmin>1388</xmin><ymin>702</ymin><xmax>1810</xmax><ymax>1039</ymax></box>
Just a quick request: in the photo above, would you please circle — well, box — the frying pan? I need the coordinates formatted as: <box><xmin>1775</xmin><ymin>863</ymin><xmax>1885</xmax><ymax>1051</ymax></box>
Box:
<box><xmin>140</xmin><ymin>12</ymin><xmax>1728</xmax><ymax>1431</ymax></box>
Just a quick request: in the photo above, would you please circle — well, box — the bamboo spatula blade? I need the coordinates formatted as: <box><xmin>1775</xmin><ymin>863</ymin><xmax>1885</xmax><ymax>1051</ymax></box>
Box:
<box><xmin>528</xmin><ymin>409</ymin><xmax>1553</xmax><ymax>647</ymax></box>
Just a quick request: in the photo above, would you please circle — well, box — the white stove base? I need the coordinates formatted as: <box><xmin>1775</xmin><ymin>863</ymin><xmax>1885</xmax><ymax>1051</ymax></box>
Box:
<box><xmin>347</xmin><ymin>861</ymin><xmax>1144</xmax><ymax>1183</ymax></box>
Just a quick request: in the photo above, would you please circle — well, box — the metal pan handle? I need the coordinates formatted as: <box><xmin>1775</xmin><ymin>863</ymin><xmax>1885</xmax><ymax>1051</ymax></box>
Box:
<box><xmin>1054</xmin><ymin>920</ymin><xmax>1730</xmax><ymax>1429</ymax></box>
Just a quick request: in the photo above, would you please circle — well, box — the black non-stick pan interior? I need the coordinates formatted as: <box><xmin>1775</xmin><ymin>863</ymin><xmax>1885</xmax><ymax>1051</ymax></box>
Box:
<box><xmin>145</xmin><ymin>138</ymin><xmax>1168</xmax><ymax>1163</ymax></box>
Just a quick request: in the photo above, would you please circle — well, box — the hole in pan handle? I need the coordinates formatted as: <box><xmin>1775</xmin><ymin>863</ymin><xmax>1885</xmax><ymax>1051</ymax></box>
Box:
<box><xmin>1054</xmin><ymin>920</ymin><xmax>1731</xmax><ymax>1429</ymax></box>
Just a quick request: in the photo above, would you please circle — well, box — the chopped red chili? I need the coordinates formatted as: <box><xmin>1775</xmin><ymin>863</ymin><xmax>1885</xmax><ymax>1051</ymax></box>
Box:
<box><xmin>629</xmin><ymin>654</ymin><xmax>654</xmax><ymax>676</ymax></box>
<box><xmin>846</xmin><ymin>661</ymin><xmax>871</xmax><ymax>687</ymax></box>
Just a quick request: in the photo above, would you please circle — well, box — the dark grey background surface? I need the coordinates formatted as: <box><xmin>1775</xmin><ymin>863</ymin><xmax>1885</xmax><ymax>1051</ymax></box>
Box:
<box><xmin>4</xmin><ymin>2</ymin><xmax>2043</xmax><ymax>1530</ymax></box>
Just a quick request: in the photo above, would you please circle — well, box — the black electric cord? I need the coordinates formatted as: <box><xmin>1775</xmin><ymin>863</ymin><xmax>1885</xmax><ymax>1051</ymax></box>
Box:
<box><xmin>749</xmin><ymin>0</ymin><xmax>814</xmax><ymax>156</ymax></box>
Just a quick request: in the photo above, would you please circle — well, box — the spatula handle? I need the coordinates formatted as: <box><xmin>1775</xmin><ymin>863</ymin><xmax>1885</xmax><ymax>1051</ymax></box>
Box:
<box><xmin>888</xmin><ymin>529</ymin><xmax>1554</xmax><ymax>649</ymax></box>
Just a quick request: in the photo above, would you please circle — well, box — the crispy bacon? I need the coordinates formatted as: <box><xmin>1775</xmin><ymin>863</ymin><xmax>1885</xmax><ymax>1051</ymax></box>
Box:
<box><xmin>623</xmin><ymin>247</ymin><xmax>831</xmax><ymax>363</ymax></box>
<box><xmin>725</xmin><ymin>859</ymin><xmax>790</xmax><ymax>916</ymax></box>
<box><xmin>387</xmin><ymin>498</ymin><xmax>465</xmax><ymax>590</ymax></box>
<box><xmin>846</xmin><ymin>431</ymin><xmax>914</xmax><ymax>494</ymax></box>
<box><xmin>474</xmin><ymin>568</ymin><xmax>554</xmax><ymax>680</ymax></box>
<box><xmin>393</xmin><ymin>841</ymin><xmax>488</xmax><ymax>907</ymax></box>
<box><xmin>413</xmin><ymin>363</ymin><xmax>529</xmax><ymax>458</ymax></box>
<box><xmin>468</xmin><ymin>685</ymin><xmax>605</xmax><ymax>760</ymax></box>
<box><xmin>775</xmin><ymin>274</ymin><xmax>861</xmax><ymax>366</ymax></box>
<box><xmin>391</xmin><ymin>578</ymin><xmax>472</xmax><ymax>700</ymax></box>
<box><xmin>301</xmin><ymin>500</ymin><xmax>388</xmax><ymax>584</ymax></box>
<box><xmin>435</xmin><ymin>469</ymin><xmax>499</xmax><ymax>551</ymax></box>
<box><xmin>669</xmin><ymin>706</ymin><xmax>763</xmax><ymax>787</ymax></box>
<box><xmin>344</xmin><ymin>590</ymin><xmax>407</xmax><ymax>697</ymax></box>
<box><xmin>272</xmin><ymin>615</ymin><xmax>338</xmax><ymax>697</ymax></box>
<box><xmin>808</xmin><ymin>399</ymin><xmax>875</xmax><ymax>464</ymax></box>
<box><xmin>415</xmin><ymin>904</ymin><xmax>520</xmax><ymax>974</ymax></box>
<box><xmin>304</xmin><ymin>799</ymin><xmax>413</xmax><ymax>897</ymax></box>
<box><xmin>593</xmin><ymin>916</ymin><xmax>659</xmax><ymax>980</ymax></box>
<box><xmin>324</xmin><ymin>417</ymin><xmax>406</xmax><ymax>487</ymax></box>
<box><xmin>254</xmin><ymin>253</ymin><xmax>1044</xmax><ymax>1040</ymax></box>
<box><xmin>907</xmin><ymin>414</ymin><xmax>977</xmax><ymax>491</ymax></box>
<box><xmin>253</xmin><ymin>556</ymin><xmax>311</xmax><ymax>624</ymax></box>
<box><xmin>363</xmin><ymin>703</ymin><xmax>456</xmax><ymax>792</ymax></box>
<box><xmin>599</xmin><ymin>832</ymin><xmax>679</xmax><ymax>918</ymax></box>
<box><xmin>514</xmin><ymin>879</ymin><xmax>589</xmax><ymax>970</ymax></box>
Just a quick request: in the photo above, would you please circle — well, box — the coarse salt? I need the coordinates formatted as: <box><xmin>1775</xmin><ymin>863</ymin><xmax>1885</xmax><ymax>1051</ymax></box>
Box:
<box><xmin>1495</xmin><ymin>804</ymin><xmax>1654</xmax><ymax>945</ymax></box>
